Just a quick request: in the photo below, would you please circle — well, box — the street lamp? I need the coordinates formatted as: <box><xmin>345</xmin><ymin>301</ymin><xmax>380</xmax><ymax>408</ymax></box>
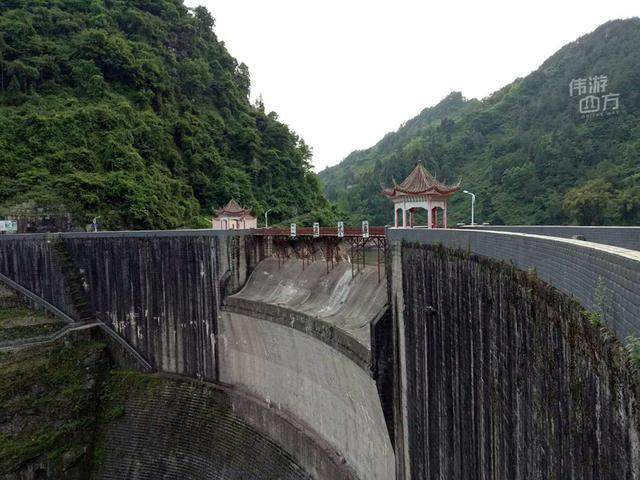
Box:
<box><xmin>264</xmin><ymin>208</ymin><xmax>272</xmax><ymax>229</ymax></box>
<box><xmin>92</xmin><ymin>216</ymin><xmax>101</xmax><ymax>232</ymax></box>
<box><xmin>462</xmin><ymin>190</ymin><xmax>476</xmax><ymax>226</ymax></box>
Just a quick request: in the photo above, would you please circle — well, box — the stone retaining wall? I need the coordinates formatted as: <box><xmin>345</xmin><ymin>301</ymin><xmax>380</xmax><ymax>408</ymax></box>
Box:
<box><xmin>95</xmin><ymin>373</ymin><xmax>312</xmax><ymax>480</ymax></box>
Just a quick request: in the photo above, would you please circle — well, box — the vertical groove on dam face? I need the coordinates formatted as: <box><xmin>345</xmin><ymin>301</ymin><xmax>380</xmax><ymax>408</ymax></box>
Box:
<box><xmin>0</xmin><ymin>237</ymin><xmax>75</xmax><ymax>317</ymax></box>
<box><xmin>64</xmin><ymin>235</ymin><xmax>223</xmax><ymax>380</ymax></box>
<box><xmin>399</xmin><ymin>243</ymin><xmax>640</xmax><ymax>480</ymax></box>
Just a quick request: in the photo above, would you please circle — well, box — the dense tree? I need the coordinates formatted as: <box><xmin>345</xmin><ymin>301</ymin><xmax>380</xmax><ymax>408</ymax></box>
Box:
<box><xmin>563</xmin><ymin>179</ymin><xmax>615</xmax><ymax>225</ymax></box>
<box><xmin>0</xmin><ymin>0</ymin><xmax>332</xmax><ymax>229</ymax></box>
<box><xmin>320</xmin><ymin>19</ymin><xmax>640</xmax><ymax>226</ymax></box>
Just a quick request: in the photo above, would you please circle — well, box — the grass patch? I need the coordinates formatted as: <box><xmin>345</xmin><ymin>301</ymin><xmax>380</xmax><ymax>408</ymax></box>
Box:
<box><xmin>0</xmin><ymin>305</ymin><xmax>66</xmax><ymax>342</ymax></box>
<box><xmin>0</xmin><ymin>322</ymin><xmax>68</xmax><ymax>342</ymax></box>
<box><xmin>627</xmin><ymin>336</ymin><xmax>640</xmax><ymax>370</ymax></box>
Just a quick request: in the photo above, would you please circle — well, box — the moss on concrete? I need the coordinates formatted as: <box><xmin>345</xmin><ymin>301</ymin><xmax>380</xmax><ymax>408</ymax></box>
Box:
<box><xmin>0</xmin><ymin>340</ymin><xmax>108</xmax><ymax>475</ymax></box>
<box><xmin>90</xmin><ymin>371</ymin><xmax>164</xmax><ymax>476</ymax></box>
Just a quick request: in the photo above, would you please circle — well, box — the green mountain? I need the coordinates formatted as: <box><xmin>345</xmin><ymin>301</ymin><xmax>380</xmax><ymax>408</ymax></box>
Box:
<box><xmin>0</xmin><ymin>0</ymin><xmax>331</xmax><ymax>230</ymax></box>
<box><xmin>320</xmin><ymin>18</ymin><xmax>640</xmax><ymax>226</ymax></box>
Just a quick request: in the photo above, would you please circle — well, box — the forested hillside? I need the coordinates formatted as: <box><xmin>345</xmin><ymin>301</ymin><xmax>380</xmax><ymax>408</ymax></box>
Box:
<box><xmin>320</xmin><ymin>19</ymin><xmax>640</xmax><ymax>226</ymax></box>
<box><xmin>0</xmin><ymin>0</ymin><xmax>332</xmax><ymax>229</ymax></box>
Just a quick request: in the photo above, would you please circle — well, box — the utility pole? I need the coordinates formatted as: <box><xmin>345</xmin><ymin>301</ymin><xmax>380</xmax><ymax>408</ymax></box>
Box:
<box><xmin>463</xmin><ymin>190</ymin><xmax>476</xmax><ymax>226</ymax></box>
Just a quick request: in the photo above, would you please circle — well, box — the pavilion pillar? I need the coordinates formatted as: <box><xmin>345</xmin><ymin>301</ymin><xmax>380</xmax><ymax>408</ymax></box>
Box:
<box><xmin>394</xmin><ymin>207</ymin><xmax>398</xmax><ymax>228</ymax></box>
<box><xmin>402</xmin><ymin>207</ymin><xmax>407</xmax><ymax>228</ymax></box>
<box><xmin>443</xmin><ymin>204</ymin><xmax>447</xmax><ymax>228</ymax></box>
<box><xmin>427</xmin><ymin>207</ymin><xmax>432</xmax><ymax>229</ymax></box>
<box><xmin>409</xmin><ymin>210</ymin><xmax>414</xmax><ymax>228</ymax></box>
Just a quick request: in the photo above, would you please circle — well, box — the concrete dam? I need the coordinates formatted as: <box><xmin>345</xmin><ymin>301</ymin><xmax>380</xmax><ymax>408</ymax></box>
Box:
<box><xmin>0</xmin><ymin>228</ymin><xmax>639</xmax><ymax>479</ymax></box>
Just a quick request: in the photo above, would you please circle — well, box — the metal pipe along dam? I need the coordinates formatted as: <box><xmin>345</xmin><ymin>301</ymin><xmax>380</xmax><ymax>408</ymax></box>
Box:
<box><xmin>1</xmin><ymin>227</ymin><xmax>639</xmax><ymax>479</ymax></box>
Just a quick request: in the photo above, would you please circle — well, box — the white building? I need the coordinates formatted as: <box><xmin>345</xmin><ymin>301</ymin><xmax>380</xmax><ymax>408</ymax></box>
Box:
<box><xmin>212</xmin><ymin>199</ymin><xmax>257</xmax><ymax>230</ymax></box>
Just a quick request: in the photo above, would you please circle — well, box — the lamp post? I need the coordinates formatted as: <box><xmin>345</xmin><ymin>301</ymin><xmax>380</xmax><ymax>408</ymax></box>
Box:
<box><xmin>462</xmin><ymin>190</ymin><xmax>476</xmax><ymax>226</ymax></box>
<box><xmin>264</xmin><ymin>208</ymin><xmax>272</xmax><ymax>229</ymax></box>
<box><xmin>92</xmin><ymin>216</ymin><xmax>101</xmax><ymax>232</ymax></box>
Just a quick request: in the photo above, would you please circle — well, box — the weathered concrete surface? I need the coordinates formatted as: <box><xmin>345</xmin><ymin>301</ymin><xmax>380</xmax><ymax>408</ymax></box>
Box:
<box><xmin>390</xmin><ymin>243</ymin><xmax>640</xmax><ymax>480</ymax></box>
<box><xmin>460</xmin><ymin>225</ymin><xmax>640</xmax><ymax>251</ymax></box>
<box><xmin>96</xmin><ymin>373</ymin><xmax>312</xmax><ymax>480</ymax></box>
<box><xmin>220</xmin><ymin>257</ymin><xmax>394</xmax><ymax>479</ymax></box>
<box><xmin>223</xmin><ymin>297</ymin><xmax>371</xmax><ymax>371</ymax></box>
<box><xmin>0</xmin><ymin>230</ymin><xmax>257</xmax><ymax>381</ymax></box>
<box><xmin>0</xmin><ymin>237</ymin><xmax>75</xmax><ymax>318</ymax></box>
<box><xmin>390</xmin><ymin>228</ymin><xmax>640</xmax><ymax>342</ymax></box>
<box><xmin>65</xmin><ymin>234</ymin><xmax>224</xmax><ymax>379</ymax></box>
<box><xmin>218</xmin><ymin>311</ymin><xmax>396</xmax><ymax>480</ymax></box>
<box><xmin>230</xmin><ymin>257</ymin><xmax>386</xmax><ymax>349</ymax></box>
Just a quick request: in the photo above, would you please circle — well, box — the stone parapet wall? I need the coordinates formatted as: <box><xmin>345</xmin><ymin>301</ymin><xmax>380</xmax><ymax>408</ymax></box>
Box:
<box><xmin>460</xmin><ymin>225</ymin><xmax>640</xmax><ymax>251</ymax></box>
<box><xmin>389</xmin><ymin>228</ymin><xmax>640</xmax><ymax>342</ymax></box>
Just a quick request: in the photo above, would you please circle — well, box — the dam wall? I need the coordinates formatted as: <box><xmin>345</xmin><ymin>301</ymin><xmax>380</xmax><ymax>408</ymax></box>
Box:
<box><xmin>389</xmin><ymin>241</ymin><xmax>640</xmax><ymax>480</ymax></box>
<box><xmin>0</xmin><ymin>230</ymin><xmax>258</xmax><ymax>380</ymax></box>
<box><xmin>63</xmin><ymin>231</ymin><xmax>247</xmax><ymax>380</ymax></box>
<box><xmin>390</xmin><ymin>228</ymin><xmax>640</xmax><ymax>342</ymax></box>
<box><xmin>460</xmin><ymin>225</ymin><xmax>640</xmax><ymax>251</ymax></box>
<box><xmin>7</xmin><ymin>227</ymin><xmax>640</xmax><ymax>479</ymax></box>
<box><xmin>0</xmin><ymin>235</ymin><xmax>76</xmax><ymax>318</ymax></box>
<box><xmin>0</xmin><ymin>232</ymin><xmax>392</xmax><ymax>479</ymax></box>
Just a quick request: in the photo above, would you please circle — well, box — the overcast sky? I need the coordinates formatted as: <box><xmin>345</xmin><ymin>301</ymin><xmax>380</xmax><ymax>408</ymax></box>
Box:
<box><xmin>185</xmin><ymin>0</ymin><xmax>637</xmax><ymax>172</ymax></box>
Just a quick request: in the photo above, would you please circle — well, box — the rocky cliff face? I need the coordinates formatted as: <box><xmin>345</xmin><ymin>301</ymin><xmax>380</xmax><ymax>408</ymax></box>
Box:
<box><xmin>397</xmin><ymin>243</ymin><xmax>640</xmax><ymax>479</ymax></box>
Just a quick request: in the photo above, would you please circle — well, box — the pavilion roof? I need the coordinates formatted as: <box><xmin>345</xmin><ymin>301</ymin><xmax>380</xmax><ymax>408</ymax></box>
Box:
<box><xmin>381</xmin><ymin>163</ymin><xmax>460</xmax><ymax>199</ymax></box>
<box><xmin>215</xmin><ymin>199</ymin><xmax>254</xmax><ymax>217</ymax></box>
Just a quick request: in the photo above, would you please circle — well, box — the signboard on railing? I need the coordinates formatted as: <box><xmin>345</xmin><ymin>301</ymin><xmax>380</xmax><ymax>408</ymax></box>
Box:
<box><xmin>337</xmin><ymin>221</ymin><xmax>344</xmax><ymax>238</ymax></box>
<box><xmin>290</xmin><ymin>223</ymin><xmax>296</xmax><ymax>238</ymax></box>
<box><xmin>313</xmin><ymin>222</ymin><xmax>320</xmax><ymax>238</ymax></box>
<box><xmin>0</xmin><ymin>220</ymin><xmax>17</xmax><ymax>234</ymax></box>
<box><xmin>362</xmin><ymin>221</ymin><xmax>369</xmax><ymax>239</ymax></box>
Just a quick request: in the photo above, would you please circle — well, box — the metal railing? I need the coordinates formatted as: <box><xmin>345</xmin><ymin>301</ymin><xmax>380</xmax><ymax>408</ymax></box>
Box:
<box><xmin>253</xmin><ymin>226</ymin><xmax>386</xmax><ymax>237</ymax></box>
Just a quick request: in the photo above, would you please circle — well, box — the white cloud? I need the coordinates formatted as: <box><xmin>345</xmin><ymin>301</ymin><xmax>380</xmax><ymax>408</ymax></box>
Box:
<box><xmin>185</xmin><ymin>0</ymin><xmax>638</xmax><ymax>171</ymax></box>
